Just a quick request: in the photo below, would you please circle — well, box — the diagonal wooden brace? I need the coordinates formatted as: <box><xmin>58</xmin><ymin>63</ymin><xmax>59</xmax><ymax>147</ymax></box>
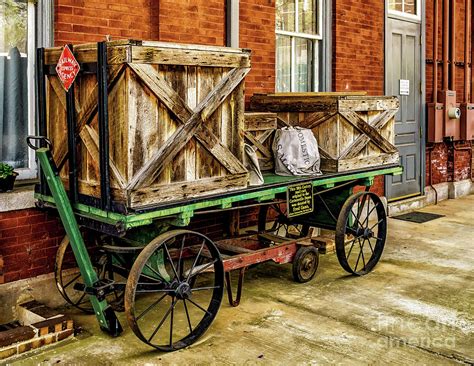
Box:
<box><xmin>126</xmin><ymin>64</ymin><xmax>250</xmax><ymax>191</ymax></box>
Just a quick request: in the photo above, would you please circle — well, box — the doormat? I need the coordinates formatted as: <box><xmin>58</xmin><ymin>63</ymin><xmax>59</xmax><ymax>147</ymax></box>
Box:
<box><xmin>392</xmin><ymin>211</ymin><xmax>445</xmax><ymax>223</ymax></box>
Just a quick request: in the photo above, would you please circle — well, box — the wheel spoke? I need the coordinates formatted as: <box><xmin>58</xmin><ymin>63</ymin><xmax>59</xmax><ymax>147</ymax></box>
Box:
<box><xmin>148</xmin><ymin>298</ymin><xmax>177</xmax><ymax>343</ymax></box>
<box><xmin>75</xmin><ymin>292</ymin><xmax>87</xmax><ymax>306</ymax></box>
<box><xmin>370</xmin><ymin>218</ymin><xmax>384</xmax><ymax>231</ymax></box>
<box><xmin>169</xmin><ymin>297</ymin><xmax>174</xmax><ymax>347</ymax></box>
<box><xmin>188</xmin><ymin>258</ymin><xmax>218</xmax><ymax>279</ymax></box>
<box><xmin>354</xmin><ymin>240</ymin><xmax>363</xmax><ymax>272</ymax></box>
<box><xmin>186</xmin><ymin>241</ymin><xmax>205</xmax><ymax>283</ymax></box>
<box><xmin>346</xmin><ymin>237</ymin><xmax>358</xmax><ymax>260</ymax></box>
<box><xmin>163</xmin><ymin>243</ymin><xmax>179</xmax><ymax>282</ymax></box>
<box><xmin>136</xmin><ymin>293</ymin><xmax>167</xmax><ymax>321</ymax></box>
<box><xmin>183</xmin><ymin>299</ymin><xmax>193</xmax><ymax>333</ymax></box>
<box><xmin>358</xmin><ymin>238</ymin><xmax>367</xmax><ymax>269</ymax></box>
<box><xmin>191</xmin><ymin>285</ymin><xmax>220</xmax><ymax>292</ymax></box>
<box><xmin>144</xmin><ymin>263</ymin><xmax>168</xmax><ymax>284</ymax></box>
<box><xmin>367</xmin><ymin>237</ymin><xmax>375</xmax><ymax>254</ymax></box>
<box><xmin>187</xmin><ymin>298</ymin><xmax>212</xmax><ymax>316</ymax></box>
<box><xmin>176</xmin><ymin>236</ymin><xmax>186</xmax><ymax>281</ymax></box>
<box><xmin>63</xmin><ymin>273</ymin><xmax>81</xmax><ymax>289</ymax></box>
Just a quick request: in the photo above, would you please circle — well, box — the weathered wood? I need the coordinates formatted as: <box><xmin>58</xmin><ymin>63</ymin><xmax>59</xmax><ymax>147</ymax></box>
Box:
<box><xmin>129</xmin><ymin>173</ymin><xmax>248</xmax><ymax>207</ymax></box>
<box><xmin>79</xmin><ymin>125</ymin><xmax>126</xmax><ymax>189</ymax></box>
<box><xmin>127</xmin><ymin>66</ymin><xmax>249</xmax><ymax>190</ymax></box>
<box><xmin>131</xmin><ymin>46</ymin><xmax>251</xmax><ymax>68</ymax></box>
<box><xmin>45</xmin><ymin>41</ymin><xmax>251</xmax><ymax>208</ymax></box>
<box><xmin>244</xmin><ymin>112</ymin><xmax>278</xmax><ymax>131</ymax></box>
<box><xmin>251</xmin><ymin>93</ymin><xmax>398</xmax><ymax>173</ymax></box>
<box><xmin>0</xmin><ymin>326</ymin><xmax>35</xmax><ymax>348</ymax></box>
<box><xmin>339</xmin><ymin>110</ymin><xmax>397</xmax><ymax>154</ymax></box>
<box><xmin>244</xmin><ymin>132</ymin><xmax>272</xmax><ymax>158</ymax></box>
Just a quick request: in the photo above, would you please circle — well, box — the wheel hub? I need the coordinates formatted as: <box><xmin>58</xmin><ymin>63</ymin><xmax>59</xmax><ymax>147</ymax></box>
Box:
<box><xmin>355</xmin><ymin>227</ymin><xmax>373</xmax><ymax>239</ymax></box>
<box><xmin>174</xmin><ymin>282</ymin><xmax>192</xmax><ymax>300</ymax></box>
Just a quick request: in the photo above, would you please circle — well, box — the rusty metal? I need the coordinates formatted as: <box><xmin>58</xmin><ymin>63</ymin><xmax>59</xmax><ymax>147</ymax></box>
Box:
<box><xmin>225</xmin><ymin>268</ymin><xmax>246</xmax><ymax>307</ymax></box>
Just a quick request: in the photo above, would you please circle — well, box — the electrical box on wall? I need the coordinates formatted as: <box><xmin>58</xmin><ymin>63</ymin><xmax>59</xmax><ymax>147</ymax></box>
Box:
<box><xmin>438</xmin><ymin>90</ymin><xmax>461</xmax><ymax>140</ymax></box>
<box><xmin>460</xmin><ymin>103</ymin><xmax>474</xmax><ymax>140</ymax></box>
<box><xmin>427</xmin><ymin>103</ymin><xmax>444</xmax><ymax>143</ymax></box>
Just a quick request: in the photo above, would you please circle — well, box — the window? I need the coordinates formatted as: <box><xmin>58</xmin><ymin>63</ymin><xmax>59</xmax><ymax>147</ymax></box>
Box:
<box><xmin>388</xmin><ymin>0</ymin><xmax>420</xmax><ymax>19</ymax></box>
<box><xmin>0</xmin><ymin>0</ymin><xmax>37</xmax><ymax>179</ymax></box>
<box><xmin>276</xmin><ymin>0</ymin><xmax>323</xmax><ymax>92</ymax></box>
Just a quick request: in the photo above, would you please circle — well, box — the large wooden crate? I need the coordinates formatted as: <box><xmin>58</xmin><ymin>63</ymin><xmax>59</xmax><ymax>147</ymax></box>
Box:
<box><xmin>44</xmin><ymin>40</ymin><xmax>251</xmax><ymax>209</ymax></box>
<box><xmin>250</xmin><ymin>93</ymin><xmax>399</xmax><ymax>172</ymax></box>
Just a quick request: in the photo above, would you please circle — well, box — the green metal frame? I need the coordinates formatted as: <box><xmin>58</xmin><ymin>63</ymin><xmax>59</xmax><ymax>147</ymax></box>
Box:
<box><xmin>35</xmin><ymin>166</ymin><xmax>402</xmax><ymax>230</ymax></box>
<box><xmin>35</xmin><ymin>147</ymin><xmax>122</xmax><ymax>335</ymax></box>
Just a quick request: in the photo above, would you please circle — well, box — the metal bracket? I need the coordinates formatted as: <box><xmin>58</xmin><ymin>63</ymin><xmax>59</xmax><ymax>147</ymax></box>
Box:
<box><xmin>225</xmin><ymin>268</ymin><xmax>246</xmax><ymax>307</ymax></box>
<box><xmin>73</xmin><ymin>278</ymin><xmax>117</xmax><ymax>302</ymax></box>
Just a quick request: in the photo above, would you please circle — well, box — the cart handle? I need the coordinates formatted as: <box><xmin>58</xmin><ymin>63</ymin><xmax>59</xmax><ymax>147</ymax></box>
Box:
<box><xmin>26</xmin><ymin>135</ymin><xmax>52</xmax><ymax>151</ymax></box>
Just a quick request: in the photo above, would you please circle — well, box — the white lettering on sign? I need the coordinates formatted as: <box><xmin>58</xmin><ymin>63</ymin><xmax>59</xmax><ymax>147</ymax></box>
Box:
<box><xmin>399</xmin><ymin>79</ymin><xmax>410</xmax><ymax>96</ymax></box>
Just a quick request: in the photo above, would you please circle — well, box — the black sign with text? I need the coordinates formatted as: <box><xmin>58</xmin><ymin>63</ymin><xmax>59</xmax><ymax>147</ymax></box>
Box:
<box><xmin>286</xmin><ymin>182</ymin><xmax>314</xmax><ymax>217</ymax></box>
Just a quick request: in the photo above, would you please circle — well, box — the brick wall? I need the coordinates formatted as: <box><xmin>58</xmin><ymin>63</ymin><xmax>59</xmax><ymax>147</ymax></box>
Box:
<box><xmin>240</xmin><ymin>0</ymin><xmax>276</xmax><ymax>104</ymax></box>
<box><xmin>332</xmin><ymin>0</ymin><xmax>385</xmax><ymax>95</ymax></box>
<box><xmin>0</xmin><ymin>209</ymin><xmax>65</xmax><ymax>283</ymax></box>
<box><xmin>54</xmin><ymin>0</ymin><xmax>155</xmax><ymax>45</ymax></box>
<box><xmin>425</xmin><ymin>0</ymin><xmax>473</xmax><ymax>184</ymax></box>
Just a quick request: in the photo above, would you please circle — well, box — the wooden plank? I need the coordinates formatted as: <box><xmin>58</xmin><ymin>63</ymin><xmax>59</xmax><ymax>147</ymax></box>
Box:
<box><xmin>250</xmin><ymin>95</ymin><xmax>340</xmax><ymax>113</ymax></box>
<box><xmin>336</xmin><ymin>152</ymin><xmax>400</xmax><ymax>172</ymax></box>
<box><xmin>185</xmin><ymin>66</ymin><xmax>197</xmax><ymax>181</ymax></box>
<box><xmin>131</xmin><ymin>46</ymin><xmax>251</xmax><ymax>68</ymax></box>
<box><xmin>244</xmin><ymin>112</ymin><xmax>277</xmax><ymax>131</ymax></box>
<box><xmin>44</xmin><ymin>44</ymin><xmax>130</xmax><ymax>65</ymax></box>
<box><xmin>255</xmin><ymin>92</ymin><xmax>368</xmax><ymax>97</ymax></box>
<box><xmin>339</xmin><ymin>111</ymin><xmax>398</xmax><ymax>154</ymax></box>
<box><xmin>244</xmin><ymin>131</ymin><xmax>272</xmax><ymax>158</ymax></box>
<box><xmin>79</xmin><ymin>125</ymin><xmax>126</xmax><ymax>189</ymax></box>
<box><xmin>339</xmin><ymin>109</ymin><xmax>397</xmax><ymax>159</ymax></box>
<box><xmin>338</xmin><ymin>96</ymin><xmax>399</xmax><ymax>112</ymax></box>
<box><xmin>129</xmin><ymin>173</ymin><xmax>248</xmax><ymax>207</ymax></box>
<box><xmin>55</xmin><ymin>65</ymin><xmax>125</xmax><ymax>171</ymax></box>
<box><xmin>126</xmin><ymin>65</ymin><xmax>250</xmax><ymax>190</ymax></box>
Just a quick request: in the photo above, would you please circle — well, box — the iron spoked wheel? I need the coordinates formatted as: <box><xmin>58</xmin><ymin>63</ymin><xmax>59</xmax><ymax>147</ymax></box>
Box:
<box><xmin>54</xmin><ymin>236</ymin><xmax>125</xmax><ymax>313</ymax></box>
<box><xmin>125</xmin><ymin>230</ymin><xmax>224</xmax><ymax>352</ymax></box>
<box><xmin>335</xmin><ymin>192</ymin><xmax>387</xmax><ymax>276</ymax></box>
<box><xmin>292</xmin><ymin>246</ymin><xmax>319</xmax><ymax>283</ymax></box>
<box><xmin>258</xmin><ymin>203</ymin><xmax>310</xmax><ymax>238</ymax></box>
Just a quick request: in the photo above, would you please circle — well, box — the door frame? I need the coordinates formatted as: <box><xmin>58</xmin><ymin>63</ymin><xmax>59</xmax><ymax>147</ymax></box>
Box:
<box><xmin>384</xmin><ymin>0</ymin><xmax>426</xmax><ymax>199</ymax></box>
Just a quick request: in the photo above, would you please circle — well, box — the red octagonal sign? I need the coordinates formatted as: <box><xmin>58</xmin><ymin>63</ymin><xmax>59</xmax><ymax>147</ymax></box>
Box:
<box><xmin>56</xmin><ymin>45</ymin><xmax>80</xmax><ymax>92</ymax></box>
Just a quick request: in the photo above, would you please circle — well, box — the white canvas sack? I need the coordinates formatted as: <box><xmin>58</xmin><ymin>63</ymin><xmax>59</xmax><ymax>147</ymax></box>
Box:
<box><xmin>243</xmin><ymin>143</ymin><xmax>264</xmax><ymax>186</ymax></box>
<box><xmin>272</xmin><ymin>127</ymin><xmax>322</xmax><ymax>176</ymax></box>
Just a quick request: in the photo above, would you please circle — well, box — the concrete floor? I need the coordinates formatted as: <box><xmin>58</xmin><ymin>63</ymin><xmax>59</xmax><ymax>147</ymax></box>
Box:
<box><xmin>7</xmin><ymin>195</ymin><xmax>474</xmax><ymax>365</ymax></box>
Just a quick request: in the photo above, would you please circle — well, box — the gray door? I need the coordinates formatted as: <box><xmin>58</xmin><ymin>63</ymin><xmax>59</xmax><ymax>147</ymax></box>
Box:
<box><xmin>385</xmin><ymin>17</ymin><xmax>422</xmax><ymax>200</ymax></box>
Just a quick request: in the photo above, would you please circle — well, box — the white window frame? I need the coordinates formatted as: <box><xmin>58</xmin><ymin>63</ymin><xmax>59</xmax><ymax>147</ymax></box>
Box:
<box><xmin>388</xmin><ymin>0</ymin><xmax>421</xmax><ymax>21</ymax></box>
<box><xmin>5</xmin><ymin>0</ymin><xmax>54</xmax><ymax>181</ymax></box>
<box><xmin>276</xmin><ymin>0</ymin><xmax>323</xmax><ymax>92</ymax></box>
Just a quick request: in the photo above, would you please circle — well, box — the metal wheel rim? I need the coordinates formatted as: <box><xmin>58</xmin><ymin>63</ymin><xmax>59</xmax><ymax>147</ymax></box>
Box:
<box><xmin>54</xmin><ymin>236</ymin><xmax>125</xmax><ymax>313</ymax></box>
<box><xmin>124</xmin><ymin>230</ymin><xmax>224</xmax><ymax>352</ymax></box>
<box><xmin>335</xmin><ymin>192</ymin><xmax>387</xmax><ymax>276</ymax></box>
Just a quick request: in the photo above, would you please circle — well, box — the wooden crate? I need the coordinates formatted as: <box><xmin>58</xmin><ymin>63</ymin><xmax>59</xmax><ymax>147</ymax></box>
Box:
<box><xmin>250</xmin><ymin>93</ymin><xmax>399</xmax><ymax>172</ymax></box>
<box><xmin>243</xmin><ymin>112</ymin><xmax>277</xmax><ymax>171</ymax></box>
<box><xmin>43</xmin><ymin>40</ymin><xmax>251</xmax><ymax>208</ymax></box>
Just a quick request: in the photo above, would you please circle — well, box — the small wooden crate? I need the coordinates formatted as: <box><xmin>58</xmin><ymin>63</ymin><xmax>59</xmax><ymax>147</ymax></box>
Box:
<box><xmin>43</xmin><ymin>40</ymin><xmax>251</xmax><ymax>208</ymax></box>
<box><xmin>250</xmin><ymin>93</ymin><xmax>399</xmax><ymax>172</ymax></box>
<box><xmin>243</xmin><ymin>112</ymin><xmax>277</xmax><ymax>171</ymax></box>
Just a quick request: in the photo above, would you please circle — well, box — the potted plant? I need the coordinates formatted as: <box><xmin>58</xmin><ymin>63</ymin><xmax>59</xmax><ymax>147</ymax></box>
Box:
<box><xmin>0</xmin><ymin>163</ymin><xmax>18</xmax><ymax>192</ymax></box>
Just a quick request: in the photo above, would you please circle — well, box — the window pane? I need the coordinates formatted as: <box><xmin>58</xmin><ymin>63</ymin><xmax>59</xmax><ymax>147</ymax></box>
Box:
<box><xmin>404</xmin><ymin>0</ymin><xmax>416</xmax><ymax>14</ymax></box>
<box><xmin>295</xmin><ymin>38</ymin><xmax>313</xmax><ymax>92</ymax></box>
<box><xmin>276</xmin><ymin>0</ymin><xmax>295</xmax><ymax>32</ymax></box>
<box><xmin>276</xmin><ymin>35</ymin><xmax>291</xmax><ymax>92</ymax></box>
<box><xmin>298</xmin><ymin>0</ymin><xmax>317</xmax><ymax>35</ymax></box>
<box><xmin>0</xmin><ymin>0</ymin><xmax>29</xmax><ymax>168</ymax></box>
<box><xmin>388</xmin><ymin>0</ymin><xmax>403</xmax><ymax>12</ymax></box>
